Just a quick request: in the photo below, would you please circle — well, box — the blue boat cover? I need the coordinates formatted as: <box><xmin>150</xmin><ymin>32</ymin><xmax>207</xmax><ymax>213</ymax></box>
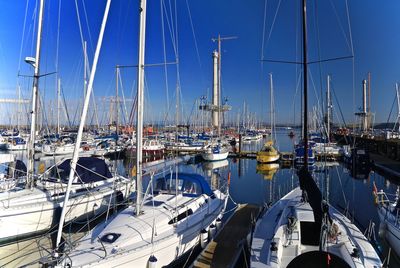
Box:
<box><xmin>162</xmin><ymin>172</ymin><xmax>213</xmax><ymax>196</ymax></box>
<box><xmin>10</xmin><ymin>137</ymin><xmax>26</xmax><ymax>145</ymax></box>
<box><xmin>58</xmin><ymin>157</ymin><xmax>112</xmax><ymax>183</ymax></box>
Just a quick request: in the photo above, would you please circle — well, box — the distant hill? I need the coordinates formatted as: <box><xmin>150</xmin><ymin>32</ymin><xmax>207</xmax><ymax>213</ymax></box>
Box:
<box><xmin>373</xmin><ymin>122</ymin><xmax>396</xmax><ymax>130</ymax></box>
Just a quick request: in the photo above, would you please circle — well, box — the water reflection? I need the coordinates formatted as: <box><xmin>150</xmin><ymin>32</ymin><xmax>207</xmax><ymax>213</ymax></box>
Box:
<box><xmin>1</xmin><ymin>130</ymin><xmax>400</xmax><ymax>266</ymax></box>
<box><xmin>256</xmin><ymin>163</ymin><xmax>279</xmax><ymax>180</ymax></box>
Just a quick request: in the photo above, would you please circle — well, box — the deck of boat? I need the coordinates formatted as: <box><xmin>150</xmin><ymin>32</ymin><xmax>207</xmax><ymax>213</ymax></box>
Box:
<box><xmin>192</xmin><ymin>204</ymin><xmax>262</xmax><ymax>268</ymax></box>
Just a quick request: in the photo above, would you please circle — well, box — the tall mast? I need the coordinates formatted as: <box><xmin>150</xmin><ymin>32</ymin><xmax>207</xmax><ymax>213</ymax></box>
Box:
<box><xmin>326</xmin><ymin>75</ymin><xmax>331</xmax><ymax>142</ymax></box>
<box><xmin>136</xmin><ymin>0</ymin><xmax>147</xmax><ymax>216</ymax></box>
<box><xmin>269</xmin><ymin>73</ymin><xmax>273</xmax><ymax>141</ymax></box>
<box><xmin>84</xmin><ymin>41</ymin><xmax>88</xmax><ymax>99</ymax></box>
<box><xmin>27</xmin><ymin>0</ymin><xmax>45</xmax><ymax>188</ymax></box>
<box><xmin>217</xmin><ymin>35</ymin><xmax>222</xmax><ymax>137</ymax></box>
<box><xmin>57</xmin><ymin>78</ymin><xmax>61</xmax><ymax>134</ymax></box>
<box><xmin>116</xmin><ymin>67</ymin><xmax>119</xmax><ymax>139</ymax></box>
<box><xmin>302</xmin><ymin>0</ymin><xmax>309</xmax><ymax>166</ymax></box>
<box><xmin>55</xmin><ymin>0</ymin><xmax>112</xmax><ymax>250</ymax></box>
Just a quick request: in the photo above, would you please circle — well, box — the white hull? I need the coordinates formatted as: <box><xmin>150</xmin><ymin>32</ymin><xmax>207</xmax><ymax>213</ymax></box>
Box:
<box><xmin>313</xmin><ymin>143</ymin><xmax>342</xmax><ymax>156</ymax></box>
<box><xmin>42</xmin><ymin>144</ymin><xmax>80</xmax><ymax>156</ymax></box>
<box><xmin>167</xmin><ymin>144</ymin><xmax>204</xmax><ymax>152</ymax></box>
<box><xmin>6</xmin><ymin>143</ymin><xmax>27</xmax><ymax>151</ymax></box>
<box><xmin>378</xmin><ymin>206</ymin><xmax>400</xmax><ymax>257</ymax></box>
<box><xmin>92</xmin><ymin>146</ymin><xmax>124</xmax><ymax>157</ymax></box>
<box><xmin>201</xmin><ymin>151</ymin><xmax>229</xmax><ymax>161</ymax></box>
<box><xmin>0</xmin><ymin>176</ymin><xmax>131</xmax><ymax>244</ymax></box>
<box><xmin>251</xmin><ymin>187</ymin><xmax>382</xmax><ymax>267</ymax></box>
<box><xmin>63</xmin><ymin>190</ymin><xmax>226</xmax><ymax>267</ymax></box>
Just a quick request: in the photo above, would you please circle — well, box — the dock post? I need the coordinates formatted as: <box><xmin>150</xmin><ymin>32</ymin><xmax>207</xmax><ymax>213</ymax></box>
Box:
<box><xmin>239</xmin><ymin>134</ymin><xmax>242</xmax><ymax>154</ymax></box>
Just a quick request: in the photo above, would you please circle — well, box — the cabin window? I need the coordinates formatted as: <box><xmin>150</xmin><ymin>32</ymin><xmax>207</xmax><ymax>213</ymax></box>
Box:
<box><xmin>154</xmin><ymin>177</ymin><xmax>203</xmax><ymax>196</ymax></box>
<box><xmin>182</xmin><ymin>180</ymin><xmax>201</xmax><ymax>195</ymax></box>
<box><xmin>168</xmin><ymin>209</ymin><xmax>193</xmax><ymax>224</ymax></box>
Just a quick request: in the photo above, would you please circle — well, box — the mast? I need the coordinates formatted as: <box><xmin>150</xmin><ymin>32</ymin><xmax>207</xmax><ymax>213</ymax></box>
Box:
<box><xmin>84</xmin><ymin>41</ymin><xmax>88</xmax><ymax>100</ymax></box>
<box><xmin>55</xmin><ymin>0</ymin><xmax>112</xmax><ymax>250</ymax></box>
<box><xmin>57</xmin><ymin>78</ymin><xmax>61</xmax><ymax>134</ymax></box>
<box><xmin>269</xmin><ymin>73</ymin><xmax>273</xmax><ymax>142</ymax></box>
<box><xmin>136</xmin><ymin>0</ymin><xmax>147</xmax><ymax>216</ymax></box>
<box><xmin>27</xmin><ymin>0</ymin><xmax>45</xmax><ymax>188</ymax></box>
<box><xmin>116</xmin><ymin>66</ymin><xmax>119</xmax><ymax>139</ymax></box>
<box><xmin>326</xmin><ymin>75</ymin><xmax>331</xmax><ymax>142</ymax></box>
<box><xmin>302</xmin><ymin>0</ymin><xmax>309</xmax><ymax>166</ymax></box>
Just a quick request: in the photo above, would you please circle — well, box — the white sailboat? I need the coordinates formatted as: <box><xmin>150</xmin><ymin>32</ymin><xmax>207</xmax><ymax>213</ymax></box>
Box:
<box><xmin>251</xmin><ymin>1</ymin><xmax>382</xmax><ymax>267</ymax></box>
<box><xmin>58</xmin><ymin>1</ymin><xmax>227</xmax><ymax>266</ymax></box>
<box><xmin>251</xmin><ymin>185</ymin><xmax>382</xmax><ymax>267</ymax></box>
<box><xmin>201</xmin><ymin>143</ymin><xmax>229</xmax><ymax>161</ymax></box>
<box><xmin>0</xmin><ymin>0</ymin><xmax>131</xmax><ymax>245</ymax></box>
<box><xmin>374</xmin><ymin>185</ymin><xmax>400</xmax><ymax>257</ymax></box>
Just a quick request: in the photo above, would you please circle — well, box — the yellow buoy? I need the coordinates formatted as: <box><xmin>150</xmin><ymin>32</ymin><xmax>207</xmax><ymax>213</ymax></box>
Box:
<box><xmin>130</xmin><ymin>166</ymin><xmax>137</xmax><ymax>177</ymax></box>
<box><xmin>38</xmin><ymin>162</ymin><xmax>45</xmax><ymax>174</ymax></box>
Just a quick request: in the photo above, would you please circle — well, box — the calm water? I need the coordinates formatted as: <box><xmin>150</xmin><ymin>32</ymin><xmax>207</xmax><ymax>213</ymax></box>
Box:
<box><xmin>0</xmin><ymin>130</ymin><xmax>399</xmax><ymax>267</ymax></box>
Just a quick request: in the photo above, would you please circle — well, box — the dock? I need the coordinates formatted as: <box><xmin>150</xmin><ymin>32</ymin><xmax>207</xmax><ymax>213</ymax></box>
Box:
<box><xmin>229</xmin><ymin>151</ymin><xmax>340</xmax><ymax>161</ymax></box>
<box><xmin>192</xmin><ymin>204</ymin><xmax>262</xmax><ymax>268</ymax></box>
<box><xmin>370</xmin><ymin>153</ymin><xmax>400</xmax><ymax>179</ymax></box>
<box><xmin>228</xmin><ymin>151</ymin><xmax>257</xmax><ymax>158</ymax></box>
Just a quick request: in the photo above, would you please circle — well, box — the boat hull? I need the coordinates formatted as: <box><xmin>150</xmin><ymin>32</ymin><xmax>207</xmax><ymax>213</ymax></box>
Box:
<box><xmin>201</xmin><ymin>151</ymin><xmax>229</xmax><ymax>161</ymax></box>
<box><xmin>256</xmin><ymin>153</ymin><xmax>280</xmax><ymax>163</ymax></box>
<box><xmin>0</xmin><ymin>178</ymin><xmax>130</xmax><ymax>244</ymax></box>
<box><xmin>64</xmin><ymin>191</ymin><xmax>226</xmax><ymax>267</ymax></box>
<box><xmin>378</xmin><ymin>207</ymin><xmax>400</xmax><ymax>257</ymax></box>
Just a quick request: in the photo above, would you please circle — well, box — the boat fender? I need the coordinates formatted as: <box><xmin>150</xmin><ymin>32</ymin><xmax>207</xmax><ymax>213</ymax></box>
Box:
<box><xmin>216</xmin><ymin>218</ymin><xmax>222</xmax><ymax>230</ymax></box>
<box><xmin>270</xmin><ymin>242</ymin><xmax>278</xmax><ymax>252</ymax></box>
<box><xmin>378</xmin><ymin>222</ymin><xmax>387</xmax><ymax>238</ymax></box>
<box><xmin>208</xmin><ymin>224</ymin><xmax>216</xmax><ymax>239</ymax></box>
<box><xmin>147</xmin><ymin>255</ymin><xmax>157</xmax><ymax>268</ymax></box>
<box><xmin>200</xmin><ymin>229</ymin><xmax>208</xmax><ymax>248</ymax></box>
<box><xmin>350</xmin><ymin>248</ymin><xmax>359</xmax><ymax>258</ymax></box>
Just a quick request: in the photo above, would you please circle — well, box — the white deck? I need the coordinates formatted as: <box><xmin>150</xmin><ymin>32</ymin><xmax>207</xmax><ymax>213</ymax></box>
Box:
<box><xmin>65</xmin><ymin>190</ymin><xmax>225</xmax><ymax>267</ymax></box>
<box><xmin>251</xmin><ymin>187</ymin><xmax>382</xmax><ymax>268</ymax></box>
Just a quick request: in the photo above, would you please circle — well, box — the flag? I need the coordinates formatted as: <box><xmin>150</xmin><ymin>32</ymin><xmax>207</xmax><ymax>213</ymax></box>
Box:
<box><xmin>372</xmin><ymin>181</ymin><xmax>378</xmax><ymax>205</ymax></box>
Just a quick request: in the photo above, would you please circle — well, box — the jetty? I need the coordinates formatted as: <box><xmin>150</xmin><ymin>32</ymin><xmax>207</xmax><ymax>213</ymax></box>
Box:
<box><xmin>192</xmin><ymin>204</ymin><xmax>262</xmax><ymax>268</ymax></box>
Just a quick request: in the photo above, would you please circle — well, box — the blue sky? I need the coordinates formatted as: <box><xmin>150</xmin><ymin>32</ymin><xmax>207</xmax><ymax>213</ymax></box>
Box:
<box><xmin>0</xmin><ymin>0</ymin><xmax>399</xmax><ymax>126</ymax></box>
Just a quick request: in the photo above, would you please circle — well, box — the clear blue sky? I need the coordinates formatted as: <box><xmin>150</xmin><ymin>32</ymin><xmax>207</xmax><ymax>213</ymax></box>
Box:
<box><xmin>0</xmin><ymin>0</ymin><xmax>399</xmax><ymax>126</ymax></box>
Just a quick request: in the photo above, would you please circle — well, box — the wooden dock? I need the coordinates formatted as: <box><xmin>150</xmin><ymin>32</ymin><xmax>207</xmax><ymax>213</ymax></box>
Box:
<box><xmin>228</xmin><ymin>151</ymin><xmax>257</xmax><ymax>158</ymax></box>
<box><xmin>192</xmin><ymin>204</ymin><xmax>262</xmax><ymax>268</ymax></box>
<box><xmin>229</xmin><ymin>151</ymin><xmax>340</xmax><ymax>161</ymax></box>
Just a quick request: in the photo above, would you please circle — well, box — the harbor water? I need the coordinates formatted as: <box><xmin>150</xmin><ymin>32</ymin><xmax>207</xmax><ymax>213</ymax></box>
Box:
<box><xmin>0</xmin><ymin>130</ymin><xmax>399</xmax><ymax>267</ymax></box>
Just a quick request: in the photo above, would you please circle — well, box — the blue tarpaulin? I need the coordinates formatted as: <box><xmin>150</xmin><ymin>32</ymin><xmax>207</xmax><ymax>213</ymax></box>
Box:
<box><xmin>58</xmin><ymin>157</ymin><xmax>112</xmax><ymax>183</ymax></box>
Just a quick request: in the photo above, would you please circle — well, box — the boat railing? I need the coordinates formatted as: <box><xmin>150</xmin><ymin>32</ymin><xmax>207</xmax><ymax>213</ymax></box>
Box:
<box><xmin>376</xmin><ymin>190</ymin><xmax>400</xmax><ymax>226</ymax></box>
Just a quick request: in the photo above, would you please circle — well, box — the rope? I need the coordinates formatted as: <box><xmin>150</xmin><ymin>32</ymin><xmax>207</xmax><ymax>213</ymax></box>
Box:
<box><xmin>260</xmin><ymin>0</ymin><xmax>268</xmax><ymax>62</ymax></box>
<box><xmin>160</xmin><ymin>1</ymin><xmax>170</xmax><ymax>124</ymax></box>
<box><xmin>17</xmin><ymin>0</ymin><xmax>31</xmax><ymax>72</ymax></box>
<box><xmin>331</xmin><ymin>81</ymin><xmax>348</xmax><ymax>128</ymax></box>
<box><xmin>185</xmin><ymin>0</ymin><xmax>205</xmax><ymax>87</ymax></box>
<box><xmin>385</xmin><ymin>91</ymin><xmax>397</xmax><ymax>130</ymax></box>
<box><xmin>263</xmin><ymin>0</ymin><xmax>282</xmax><ymax>56</ymax></box>
<box><xmin>81</xmin><ymin>0</ymin><xmax>94</xmax><ymax>54</ymax></box>
<box><xmin>329</xmin><ymin>0</ymin><xmax>352</xmax><ymax>52</ymax></box>
<box><xmin>335</xmin><ymin>165</ymin><xmax>347</xmax><ymax>212</ymax></box>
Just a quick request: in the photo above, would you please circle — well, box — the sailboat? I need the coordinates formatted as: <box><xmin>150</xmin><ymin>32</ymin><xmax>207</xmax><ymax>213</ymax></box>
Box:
<box><xmin>257</xmin><ymin>73</ymin><xmax>280</xmax><ymax>164</ymax></box>
<box><xmin>373</xmin><ymin>185</ymin><xmax>400</xmax><ymax>257</ymax></box>
<box><xmin>250</xmin><ymin>1</ymin><xmax>382</xmax><ymax>267</ymax></box>
<box><xmin>0</xmin><ymin>0</ymin><xmax>131</xmax><ymax>245</ymax></box>
<box><xmin>201</xmin><ymin>142</ymin><xmax>229</xmax><ymax>161</ymax></box>
<box><xmin>58</xmin><ymin>1</ymin><xmax>227</xmax><ymax>267</ymax></box>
